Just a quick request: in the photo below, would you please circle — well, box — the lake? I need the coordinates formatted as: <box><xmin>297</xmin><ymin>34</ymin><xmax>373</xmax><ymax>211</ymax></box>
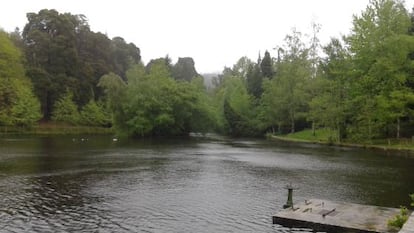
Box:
<box><xmin>0</xmin><ymin>134</ymin><xmax>413</xmax><ymax>232</ymax></box>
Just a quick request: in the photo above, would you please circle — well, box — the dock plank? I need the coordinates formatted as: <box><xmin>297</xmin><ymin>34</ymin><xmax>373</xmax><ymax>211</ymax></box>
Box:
<box><xmin>273</xmin><ymin>199</ymin><xmax>404</xmax><ymax>233</ymax></box>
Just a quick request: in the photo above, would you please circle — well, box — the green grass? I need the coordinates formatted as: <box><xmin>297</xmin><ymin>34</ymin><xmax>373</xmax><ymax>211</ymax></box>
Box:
<box><xmin>272</xmin><ymin>128</ymin><xmax>414</xmax><ymax>152</ymax></box>
<box><xmin>285</xmin><ymin>128</ymin><xmax>337</xmax><ymax>142</ymax></box>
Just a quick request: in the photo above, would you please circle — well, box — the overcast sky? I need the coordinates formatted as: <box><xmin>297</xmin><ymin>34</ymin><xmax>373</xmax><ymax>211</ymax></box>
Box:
<box><xmin>1</xmin><ymin>0</ymin><xmax>414</xmax><ymax>73</ymax></box>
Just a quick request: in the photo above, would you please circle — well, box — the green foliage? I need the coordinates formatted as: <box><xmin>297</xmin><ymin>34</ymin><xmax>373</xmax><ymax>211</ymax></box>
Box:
<box><xmin>11</xmin><ymin>80</ymin><xmax>42</xmax><ymax>127</ymax></box>
<box><xmin>97</xmin><ymin>72</ymin><xmax>126</xmax><ymax>111</ymax></box>
<box><xmin>172</xmin><ymin>57</ymin><xmax>199</xmax><ymax>81</ymax></box>
<box><xmin>22</xmin><ymin>9</ymin><xmax>141</xmax><ymax>119</ymax></box>
<box><xmin>260</xmin><ymin>51</ymin><xmax>273</xmax><ymax>78</ymax></box>
<box><xmin>246</xmin><ymin>62</ymin><xmax>263</xmax><ymax>99</ymax></box>
<box><xmin>346</xmin><ymin>0</ymin><xmax>414</xmax><ymax>140</ymax></box>
<box><xmin>0</xmin><ymin>30</ymin><xmax>42</xmax><ymax>128</ymax></box>
<box><xmin>307</xmin><ymin>38</ymin><xmax>351</xmax><ymax>142</ymax></box>
<box><xmin>176</xmin><ymin>77</ymin><xmax>218</xmax><ymax>133</ymax></box>
<box><xmin>99</xmin><ymin>60</ymin><xmax>217</xmax><ymax>137</ymax></box>
<box><xmin>51</xmin><ymin>92</ymin><xmax>80</xmax><ymax>125</ymax></box>
<box><xmin>260</xmin><ymin>29</ymin><xmax>311</xmax><ymax>134</ymax></box>
<box><xmin>6</xmin><ymin>1</ymin><xmax>414</xmax><ymax>139</ymax></box>
<box><xmin>111</xmin><ymin>36</ymin><xmax>141</xmax><ymax>79</ymax></box>
<box><xmin>232</xmin><ymin>56</ymin><xmax>253</xmax><ymax>79</ymax></box>
<box><xmin>123</xmin><ymin>62</ymin><xmax>178</xmax><ymax>136</ymax></box>
<box><xmin>388</xmin><ymin>206</ymin><xmax>409</xmax><ymax>229</ymax></box>
<box><xmin>214</xmin><ymin>73</ymin><xmax>259</xmax><ymax>136</ymax></box>
<box><xmin>80</xmin><ymin>100</ymin><xmax>111</xmax><ymax>127</ymax></box>
<box><xmin>0</xmin><ymin>32</ymin><xmax>25</xmax><ymax>79</ymax></box>
<box><xmin>387</xmin><ymin>194</ymin><xmax>414</xmax><ymax>230</ymax></box>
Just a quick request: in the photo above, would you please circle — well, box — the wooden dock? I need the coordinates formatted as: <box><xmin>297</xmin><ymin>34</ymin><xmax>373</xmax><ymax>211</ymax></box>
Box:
<box><xmin>272</xmin><ymin>199</ymin><xmax>411</xmax><ymax>233</ymax></box>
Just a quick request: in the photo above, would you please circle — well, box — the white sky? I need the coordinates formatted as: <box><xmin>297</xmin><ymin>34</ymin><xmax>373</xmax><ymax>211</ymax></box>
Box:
<box><xmin>1</xmin><ymin>0</ymin><xmax>414</xmax><ymax>73</ymax></box>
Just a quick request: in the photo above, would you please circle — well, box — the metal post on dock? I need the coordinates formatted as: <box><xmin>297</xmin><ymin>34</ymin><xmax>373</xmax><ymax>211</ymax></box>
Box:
<box><xmin>283</xmin><ymin>184</ymin><xmax>294</xmax><ymax>209</ymax></box>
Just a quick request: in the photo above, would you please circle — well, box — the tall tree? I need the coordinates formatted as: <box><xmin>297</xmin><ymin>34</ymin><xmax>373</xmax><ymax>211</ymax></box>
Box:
<box><xmin>22</xmin><ymin>9</ymin><xmax>141</xmax><ymax>120</ymax></box>
<box><xmin>307</xmin><ymin>38</ymin><xmax>351</xmax><ymax>142</ymax></box>
<box><xmin>23</xmin><ymin>9</ymin><xmax>85</xmax><ymax>119</ymax></box>
<box><xmin>111</xmin><ymin>36</ymin><xmax>141</xmax><ymax>80</ymax></box>
<box><xmin>215</xmin><ymin>72</ymin><xmax>258</xmax><ymax>136</ymax></box>
<box><xmin>0</xmin><ymin>30</ymin><xmax>41</xmax><ymax>128</ymax></box>
<box><xmin>172</xmin><ymin>57</ymin><xmax>200</xmax><ymax>81</ymax></box>
<box><xmin>232</xmin><ymin>56</ymin><xmax>253</xmax><ymax>79</ymax></box>
<box><xmin>260</xmin><ymin>50</ymin><xmax>273</xmax><ymax>78</ymax></box>
<box><xmin>346</xmin><ymin>0</ymin><xmax>414</xmax><ymax>139</ymax></box>
<box><xmin>246</xmin><ymin>61</ymin><xmax>263</xmax><ymax>98</ymax></box>
<box><xmin>260</xmin><ymin>29</ymin><xmax>311</xmax><ymax>133</ymax></box>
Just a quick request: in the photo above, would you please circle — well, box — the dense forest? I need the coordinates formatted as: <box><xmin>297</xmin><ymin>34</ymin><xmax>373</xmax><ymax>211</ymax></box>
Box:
<box><xmin>1</xmin><ymin>0</ymin><xmax>414</xmax><ymax>141</ymax></box>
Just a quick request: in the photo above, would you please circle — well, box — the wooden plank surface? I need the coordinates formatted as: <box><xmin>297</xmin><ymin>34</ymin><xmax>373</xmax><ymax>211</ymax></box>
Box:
<box><xmin>273</xmin><ymin>199</ymin><xmax>404</xmax><ymax>233</ymax></box>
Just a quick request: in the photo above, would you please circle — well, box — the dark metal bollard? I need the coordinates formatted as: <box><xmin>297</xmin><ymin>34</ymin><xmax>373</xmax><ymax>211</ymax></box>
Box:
<box><xmin>283</xmin><ymin>184</ymin><xmax>294</xmax><ymax>209</ymax></box>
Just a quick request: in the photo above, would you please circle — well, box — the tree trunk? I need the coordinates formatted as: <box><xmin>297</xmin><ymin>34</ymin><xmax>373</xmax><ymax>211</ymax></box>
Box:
<box><xmin>368</xmin><ymin>118</ymin><xmax>372</xmax><ymax>141</ymax></box>
<box><xmin>312</xmin><ymin>121</ymin><xmax>315</xmax><ymax>136</ymax></box>
<box><xmin>397</xmin><ymin>118</ymin><xmax>400</xmax><ymax>139</ymax></box>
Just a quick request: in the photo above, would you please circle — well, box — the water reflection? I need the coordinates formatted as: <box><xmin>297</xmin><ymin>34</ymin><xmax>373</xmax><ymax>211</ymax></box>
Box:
<box><xmin>0</xmin><ymin>135</ymin><xmax>414</xmax><ymax>232</ymax></box>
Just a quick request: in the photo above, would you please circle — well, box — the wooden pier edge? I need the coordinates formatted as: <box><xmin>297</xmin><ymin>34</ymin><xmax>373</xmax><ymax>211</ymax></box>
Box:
<box><xmin>273</xmin><ymin>215</ymin><xmax>384</xmax><ymax>233</ymax></box>
<box><xmin>272</xmin><ymin>199</ymin><xmax>409</xmax><ymax>233</ymax></box>
<box><xmin>399</xmin><ymin>212</ymin><xmax>414</xmax><ymax>233</ymax></box>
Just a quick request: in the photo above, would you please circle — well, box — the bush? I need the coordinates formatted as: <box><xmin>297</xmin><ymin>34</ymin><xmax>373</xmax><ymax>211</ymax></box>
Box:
<box><xmin>80</xmin><ymin>100</ymin><xmax>111</xmax><ymax>126</ymax></box>
<box><xmin>388</xmin><ymin>206</ymin><xmax>409</xmax><ymax>229</ymax></box>
<box><xmin>51</xmin><ymin>92</ymin><xmax>80</xmax><ymax>125</ymax></box>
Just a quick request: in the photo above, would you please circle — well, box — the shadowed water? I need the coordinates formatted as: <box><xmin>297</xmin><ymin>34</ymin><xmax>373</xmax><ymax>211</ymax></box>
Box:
<box><xmin>0</xmin><ymin>135</ymin><xmax>413</xmax><ymax>232</ymax></box>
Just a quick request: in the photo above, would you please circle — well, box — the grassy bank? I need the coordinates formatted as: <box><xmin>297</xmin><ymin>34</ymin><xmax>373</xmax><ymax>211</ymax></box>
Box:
<box><xmin>0</xmin><ymin>123</ymin><xmax>114</xmax><ymax>135</ymax></box>
<box><xmin>270</xmin><ymin>129</ymin><xmax>414</xmax><ymax>152</ymax></box>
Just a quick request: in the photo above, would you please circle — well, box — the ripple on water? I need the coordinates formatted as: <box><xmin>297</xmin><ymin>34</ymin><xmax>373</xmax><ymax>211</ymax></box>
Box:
<box><xmin>1</xmin><ymin>136</ymin><xmax>414</xmax><ymax>232</ymax></box>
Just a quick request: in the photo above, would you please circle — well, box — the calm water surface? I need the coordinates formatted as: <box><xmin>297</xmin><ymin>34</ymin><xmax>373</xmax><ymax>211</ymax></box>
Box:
<box><xmin>0</xmin><ymin>134</ymin><xmax>414</xmax><ymax>232</ymax></box>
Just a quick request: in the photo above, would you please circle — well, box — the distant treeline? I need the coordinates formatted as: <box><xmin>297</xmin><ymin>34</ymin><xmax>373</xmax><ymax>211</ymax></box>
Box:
<box><xmin>2</xmin><ymin>0</ymin><xmax>414</xmax><ymax>141</ymax></box>
<box><xmin>0</xmin><ymin>9</ymin><xmax>206</xmax><ymax>136</ymax></box>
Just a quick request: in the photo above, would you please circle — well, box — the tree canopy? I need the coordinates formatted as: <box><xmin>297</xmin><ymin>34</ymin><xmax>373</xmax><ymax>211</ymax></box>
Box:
<box><xmin>2</xmin><ymin>1</ymin><xmax>414</xmax><ymax>140</ymax></box>
<box><xmin>22</xmin><ymin>9</ymin><xmax>141</xmax><ymax>119</ymax></box>
<box><xmin>0</xmin><ymin>30</ymin><xmax>41</xmax><ymax>128</ymax></box>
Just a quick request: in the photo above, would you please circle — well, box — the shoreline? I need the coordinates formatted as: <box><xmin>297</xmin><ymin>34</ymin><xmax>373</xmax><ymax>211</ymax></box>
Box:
<box><xmin>269</xmin><ymin>134</ymin><xmax>414</xmax><ymax>155</ymax></box>
<box><xmin>0</xmin><ymin>124</ymin><xmax>113</xmax><ymax>135</ymax></box>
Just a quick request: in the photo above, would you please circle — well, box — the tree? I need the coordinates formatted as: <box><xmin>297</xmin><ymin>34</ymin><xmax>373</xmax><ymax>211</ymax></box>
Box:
<box><xmin>99</xmin><ymin>58</ymin><xmax>216</xmax><ymax>137</ymax></box>
<box><xmin>232</xmin><ymin>56</ymin><xmax>253</xmax><ymax>79</ymax></box>
<box><xmin>0</xmin><ymin>30</ymin><xmax>41</xmax><ymax>128</ymax></box>
<box><xmin>11</xmin><ymin>81</ymin><xmax>42</xmax><ymax>127</ymax></box>
<box><xmin>259</xmin><ymin>78</ymin><xmax>289</xmax><ymax>134</ymax></box>
<box><xmin>346</xmin><ymin>0</ymin><xmax>414</xmax><ymax>140</ymax></box>
<box><xmin>214</xmin><ymin>73</ymin><xmax>258</xmax><ymax>136</ymax></box>
<box><xmin>111</xmin><ymin>36</ymin><xmax>141</xmax><ymax>80</ymax></box>
<box><xmin>307</xmin><ymin>38</ymin><xmax>351</xmax><ymax>142</ymax></box>
<box><xmin>51</xmin><ymin>92</ymin><xmax>80</xmax><ymax>125</ymax></box>
<box><xmin>80</xmin><ymin>100</ymin><xmax>111</xmax><ymax>126</ymax></box>
<box><xmin>261</xmin><ymin>29</ymin><xmax>311</xmax><ymax>134</ymax></box>
<box><xmin>76</xmin><ymin>30</ymin><xmax>114</xmax><ymax>104</ymax></box>
<box><xmin>185</xmin><ymin>77</ymin><xmax>218</xmax><ymax>133</ymax></box>
<box><xmin>377</xmin><ymin>89</ymin><xmax>414</xmax><ymax>138</ymax></box>
<box><xmin>172</xmin><ymin>57</ymin><xmax>200</xmax><ymax>81</ymax></box>
<box><xmin>260</xmin><ymin>50</ymin><xmax>273</xmax><ymax>78</ymax></box>
<box><xmin>246</xmin><ymin>62</ymin><xmax>263</xmax><ymax>99</ymax></box>
<box><xmin>97</xmin><ymin>72</ymin><xmax>127</xmax><ymax>129</ymax></box>
<box><xmin>22</xmin><ymin>9</ymin><xmax>141</xmax><ymax>120</ymax></box>
<box><xmin>22</xmin><ymin>9</ymin><xmax>84</xmax><ymax>118</ymax></box>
